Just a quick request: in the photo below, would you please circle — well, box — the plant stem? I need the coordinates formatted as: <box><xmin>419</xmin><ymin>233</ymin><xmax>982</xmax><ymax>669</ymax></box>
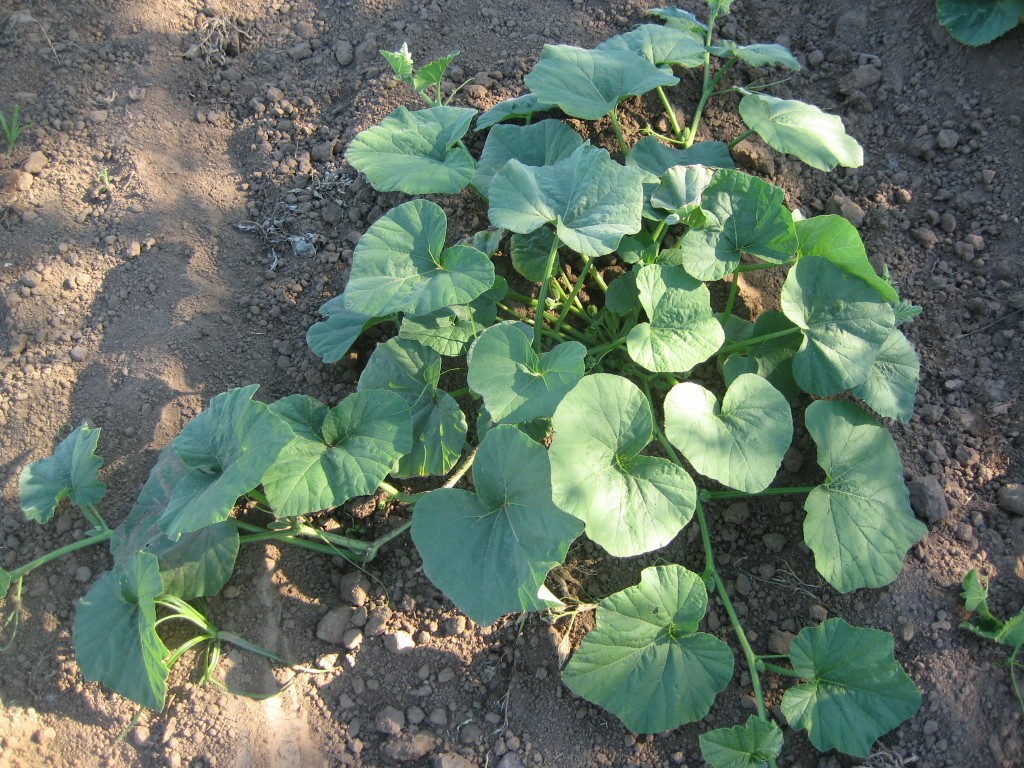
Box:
<box><xmin>378</xmin><ymin>481</ymin><xmax>427</xmax><ymax>504</ymax></box>
<box><xmin>535</xmin><ymin>232</ymin><xmax>563</xmax><ymax>353</ymax></box>
<box><xmin>655</xmin><ymin>86</ymin><xmax>683</xmax><ymax>140</ymax></box>
<box><xmin>609</xmin><ymin>107</ymin><xmax>629</xmax><ymax>156</ymax></box>
<box><xmin>700</xmin><ymin>486</ymin><xmax>816</xmax><ymax>502</ymax></box>
<box><xmin>6</xmin><ymin>528</ymin><xmax>114</xmax><ymax>583</ymax></box>
<box><xmin>587</xmin><ymin>336</ymin><xmax>627</xmax><ymax>360</ymax></box>
<box><xmin>720</xmin><ymin>267</ymin><xmax>741</xmax><ymax>327</ymax></box>
<box><xmin>553</xmin><ymin>256</ymin><xmax>595</xmax><ymax>337</ymax></box>
<box><xmin>719</xmin><ymin>326</ymin><xmax>801</xmax><ymax>355</ymax></box>
<box><xmin>727</xmin><ymin>128</ymin><xmax>756</xmax><ymax>149</ymax></box>
<box><xmin>735</xmin><ymin>259</ymin><xmax>792</xmax><ymax>273</ymax></box>
<box><xmin>363</xmin><ymin>521</ymin><xmax>411</xmax><ymax>562</ymax></box>
<box><xmin>759</xmin><ymin>660</ymin><xmax>802</xmax><ymax>679</ymax></box>
<box><xmin>234</xmin><ymin>520</ymin><xmax>370</xmax><ymax>558</ymax></box>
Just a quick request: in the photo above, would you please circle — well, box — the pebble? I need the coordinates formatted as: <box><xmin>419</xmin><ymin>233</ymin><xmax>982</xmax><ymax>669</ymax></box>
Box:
<box><xmin>936</xmin><ymin>129</ymin><xmax>959</xmax><ymax>150</ymax></box>
<box><xmin>762</xmin><ymin>533</ymin><xmax>786</xmax><ymax>553</ymax></box>
<box><xmin>436</xmin><ymin>753</ymin><xmax>475</xmax><ymax>768</ymax></box>
<box><xmin>69</xmin><ymin>346</ymin><xmax>89</xmax><ymax>363</ymax></box>
<box><xmin>768</xmin><ymin>629</ymin><xmax>795</xmax><ymax>655</ymax></box>
<box><xmin>825</xmin><ymin>193</ymin><xmax>865</xmax><ymax>228</ymax></box>
<box><xmin>374</xmin><ymin>705</ymin><xmax>405</xmax><ymax>735</ymax></box>
<box><xmin>908</xmin><ymin>475</ymin><xmax>949</xmax><ymax>523</ymax></box>
<box><xmin>911</xmin><ymin>227</ymin><xmax>938</xmax><ymax>247</ymax></box>
<box><xmin>22</xmin><ymin>151</ymin><xmax>49</xmax><ymax>175</ymax></box>
<box><xmin>334</xmin><ymin>39</ymin><xmax>354</xmax><ymax>66</ymax></box>
<box><xmin>316</xmin><ymin>606</ymin><xmax>354</xmax><ymax>643</ymax></box>
<box><xmin>289</xmin><ymin>41</ymin><xmax>313</xmax><ymax>60</ymax></box>
<box><xmin>384</xmin><ymin>630</ymin><xmax>416</xmax><ymax>654</ymax></box>
<box><xmin>89</xmin><ymin>109</ymin><xmax>108</xmax><ymax>123</ymax></box>
<box><xmin>997</xmin><ymin>484</ymin><xmax>1024</xmax><ymax>516</ymax></box>
<box><xmin>381</xmin><ymin>733</ymin><xmax>434</xmax><ymax>762</ymax></box>
<box><xmin>74</xmin><ymin>566</ymin><xmax>92</xmax><ymax>583</ymax></box>
<box><xmin>847</xmin><ymin>64</ymin><xmax>881</xmax><ymax>90</ymax></box>
<box><xmin>496</xmin><ymin>753</ymin><xmax>526</xmax><ymax>768</ymax></box>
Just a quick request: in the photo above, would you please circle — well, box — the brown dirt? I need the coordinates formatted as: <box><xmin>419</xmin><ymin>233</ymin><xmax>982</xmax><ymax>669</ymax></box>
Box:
<box><xmin>1</xmin><ymin>1</ymin><xmax>1022</xmax><ymax>767</ymax></box>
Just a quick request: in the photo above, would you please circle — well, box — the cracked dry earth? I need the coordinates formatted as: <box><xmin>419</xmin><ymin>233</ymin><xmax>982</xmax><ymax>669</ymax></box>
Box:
<box><xmin>1</xmin><ymin>1</ymin><xmax>1022</xmax><ymax>767</ymax></box>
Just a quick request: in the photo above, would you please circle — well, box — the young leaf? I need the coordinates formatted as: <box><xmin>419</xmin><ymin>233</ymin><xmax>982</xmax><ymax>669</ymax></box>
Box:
<box><xmin>357</xmin><ymin>338</ymin><xmax>466</xmax><ymax>477</ymax></box>
<box><xmin>524</xmin><ymin>45</ymin><xmax>679</xmax><ymax>120</ymax></box>
<box><xmin>111</xmin><ymin>445</ymin><xmax>239</xmax><ymax>600</ymax></box>
<box><xmin>261</xmin><ymin>392</ymin><xmax>414</xmax><ymax>518</ymax></box>
<box><xmin>345</xmin><ymin>199</ymin><xmax>495</xmax><ymax>317</ymax></box>
<box><xmin>781</xmin><ymin>618</ymin><xmax>922</xmax><ymax>758</ymax></box>
<box><xmin>626</xmin><ymin>264</ymin><xmax>724</xmax><ymax>373</ymax></box>
<box><xmin>795</xmin><ymin>216</ymin><xmax>898</xmax><ymax>303</ymax></box>
<box><xmin>411</xmin><ymin>425</ymin><xmax>583</xmax><ymax>625</ymax></box>
<box><xmin>781</xmin><ymin>256</ymin><xmax>895</xmax><ymax>396</ymax></box>
<box><xmin>664</xmin><ymin>374</ymin><xmax>793</xmax><ymax>494</ymax></box>
<box><xmin>597</xmin><ymin>24</ymin><xmax>706</xmax><ymax>68</ymax></box>
<box><xmin>627</xmin><ymin>135</ymin><xmax>735</xmax><ymax>175</ymax></box>
<box><xmin>473</xmin><ymin>119</ymin><xmax>583</xmax><ymax>197</ymax></box>
<box><xmin>549</xmin><ymin>374</ymin><xmax>696</xmax><ymax>557</ymax></box>
<box><xmin>411</xmin><ymin>50</ymin><xmax>460</xmax><ymax>96</ymax></box>
<box><xmin>380</xmin><ymin>43</ymin><xmax>414</xmax><ymax>84</ymax></box>
<box><xmin>0</xmin><ymin>569</ymin><xmax>12</xmax><ymax>600</ymax></box>
<box><xmin>648</xmin><ymin>7</ymin><xmax>708</xmax><ymax>37</ymax></box>
<box><xmin>73</xmin><ymin>551</ymin><xmax>170</xmax><ymax>710</ymax></box>
<box><xmin>670</xmin><ymin>169</ymin><xmax>798</xmax><ymax>281</ymax></box>
<box><xmin>851</xmin><ymin>328</ymin><xmax>920</xmax><ymax>423</ymax></box>
<box><xmin>713</xmin><ymin>41</ymin><xmax>800</xmax><ymax>70</ymax></box>
<box><xmin>650</xmin><ymin>164</ymin><xmax>715</xmax><ymax>222</ymax></box>
<box><xmin>738</xmin><ymin>92</ymin><xmax>863</xmax><ymax>172</ymax></box>
<box><xmin>467</xmin><ymin>322</ymin><xmax>586</xmax><ymax>424</ymax></box>
<box><xmin>399</xmin><ymin>275</ymin><xmax>507</xmax><ymax>357</ymax></box>
<box><xmin>961</xmin><ymin>569</ymin><xmax>992</xmax><ymax>615</ymax></box>
<box><xmin>305</xmin><ymin>293</ymin><xmax>381</xmax><ymax>364</ymax></box>
<box><xmin>344</xmin><ymin>106</ymin><xmax>476</xmax><ymax>194</ymax></box>
<box><xmin>936</xmin><ymin>0</ymin><xmax>1024</xmax><ymax>46</ymax></box>
<box><xmin>699</xmin><ymin>716</ymin><xmax>784</xmax><ymax>768</ymax></box>
<box><xmin>721</xmin><ymin>311</ymin><xmax>801</xmax><ymax>402</ymax></box>
<box><xmin>489</xmin><ymin>144</ymin><xmax>646</xmax><ymax>258</ymax></box>
<box><xmin>562</xmin><ymin>565</ymin><xmax>734</xmax><ymax>733</ymax></box>
<box><xmin>159</xmin><ymin>385</ymin><xmax>294</xmax><ymax>538</ymax></box>
<box><xmin>20</xmin><ymin>424</ymin><xmax>106</xmax><ymax>523</ymax></box>
<box><xmin>804</xmin><ymin>401</ymin><xmax>927</xmax><ymax>592</ymax></box>
<box><xmin>510</xmin><ymin>227</ymin><xmax>558</xmax><ymax>282</ymax></box>
<box><xmin>476</xmin><ymin>94</ymin><xmax>554</xmax><ymax>130</ymax></box>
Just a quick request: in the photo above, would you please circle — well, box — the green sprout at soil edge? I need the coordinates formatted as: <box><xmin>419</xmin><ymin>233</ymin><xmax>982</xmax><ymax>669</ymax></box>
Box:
<box><xmin>0</xmin><ymin>105</ymin><xmax>28</xmax><ymax>156</ymax></box>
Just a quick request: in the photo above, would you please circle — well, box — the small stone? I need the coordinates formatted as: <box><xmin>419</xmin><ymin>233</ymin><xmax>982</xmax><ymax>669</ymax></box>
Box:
<box><xmin>997</xmin><ymin>484</ymin><xmax>1024</xmax><ymax>516</ymax></box>
<box><xmin>723</xmin><ymin>502</ymin><xmax>750</xmax><ymax>524</ymax></box>
<box><xmin>496</xmin><ymin>753</ymin><xmax>526</xmax><ymax>768</ymax></box>
<box><xmin>435</xmin><ymin>753</ymin><xmax>475</xmax><ymax>768</ymax></box>
<box><xmin>735</xmin><ymin>573</ymin><xmax>752</xmax><ymax>597</ymax></box>
<box><xmin>848</xmin><ymin>64</ymin><xmax>881</xmax><ymax>90</ymax></box>
<box><xmin>825</xmin><ymin>193</ymin><xmax>865</xmax><ymax>228</ymax></box>
<box><xmin>762</xmin><ymin>533</ymin><xmax>786</xmax><ymax>553</ymax></box>
<box><xmin>809</xmin><ymin>604</ymin><xmax>828</xmax><ymax>622</ymax></box>
<box><xmin>75</xmin><ymin>566</ymin><xmax>92</xmax><ymax>583</ymax></box>
<box><xmin>375</xmin><ymin>705</ymin><xmax>405</xmax><ymax>735</ymax></box>
<box><xmin>125</xmin><ymin>241</ymin><xmax>142</xmax><ymax>258</ymax></box>
<box><xmin>908</xmin><ymin>476</ymin><xmax>949</xmax><ymax>523</ymax></box>
<box><xmin>89</xmin><ymin>109</ymin><xmax>109</xmax><ymax>123</ymax></box>
<box><xmin>384</xmin><ymin>630</ymin><xmax>416</xmax><ymax>654</ymax></box>
<box><xmin>131</xmin><ymin>725</ymin><xmax>151</xmax><ymax>747</ymax></box>
<box><xmin>381</xmin><ymin>733</ymin><xmax>434</xmax><ymax>763</ymax></box>
<box><xmin>288</xmin><ymin>41</ymin><xmax>313</xmax><ymax>60</ymax></box>
<box><xmin>807</xmin><ymin>49</ymin><xmax>825</xmax><ymax>67</ymax></box>
<box><xmin>939</xmin><ymin>212</ymin><xmax>956</xmax><ymax>233</ymax></box>
<box><xmin>894</xmin><ymin>188</ymin><xmax>912</xmax><ymax>204</ymax></box>
<box><xmin>295</xmin><ymin>20</ymin><xmax>315</xmax><ymax>39</ymax></box>
<box><xmin>21</xmin><ymin>269</ymin><xmax>42</xmax><ymax>288</ymax></box>
<box><xmin>266</xmin><ymin>86</ymin><xmax>285</xmax><ymax>103</ymax></box>
<box><xmin>768</xmin><ymin>629</ymin><xmax>795</xmax><ymax>655</ymax></box>
<box><xmin>22</xmin><ymin>151</ymin><xmax>49</xmax><ymax>175</ymax></box>
<box><xmin>963</xmin><ymin>233</ymin><xmax>985</xmax><ymax>251</ymax></box>
<box><xmin>911</xmin><ymin>227</ymin><xmax>938</xmax><ymax>248</ymax></box>
<box><xmin>334</xmin><ymin>39</ymin><xmax>354</xmax><ymax>66</ymax></box>
<box><xmin>317</xmin><ymin>606</ymin><xmax>354</xmax><ymax>643</ymax></box>
<box><xmin>69</xmin><ymin>346</ymin><xmax>89</xmax><ymax>363</ymax></box>
<box><xmin>13</xmin><ymin>170</ymin><xmax>34</xmax><ymax>192</ymax></box>
<box><xmin>365</xmin><ymin>606</ymin><xmax>391</xmax><ymax>636</ymax></box>
<box><xmin>981</xmin><ymin>169</ymin><xmax>996</xmax><ymax>184</ymax></box>
<box><xmin>311</xmin><ymin>141</ymin><xmax>334</xmax><ymax>163</ymax></box>
<box><xmin>936</xmin><ymin>129</ymin><xmax>959</xmax><ymax>150</ymax></box>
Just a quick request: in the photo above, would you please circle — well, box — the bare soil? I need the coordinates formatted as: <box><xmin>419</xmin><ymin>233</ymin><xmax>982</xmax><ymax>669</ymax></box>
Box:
<box><xmin>1</xmin><ymin>1</ymin><xmax>1022</xmax><ymax>767</ymax></box>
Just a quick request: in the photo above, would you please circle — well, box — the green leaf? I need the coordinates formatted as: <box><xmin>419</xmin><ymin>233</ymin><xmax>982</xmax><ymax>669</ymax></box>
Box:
<box><xmin>489</xmin><ymin>144</ymin><xmax>646</xmax><ymax>258</ymax></box>
<box><xmin>411</xmin><ymin>426</ymin><xmax>583</xmax><ymax>625</ymax></box>
<box><xmin>781</xmin><ymin>256</ymin><xmax>895</xmax><ymax>396</ymax></box>
<box><xmin>597</xmin><ymin>24</ymin><xmax>706</xmax><ymax>68</ymax></box>
<box><xmin>782</xmin><ymin>618</ymin><xmax>922</xmax><ymax>758</ymax></box>
<box><xmin>605</xmin><ymin>268</ymin><xmax>640</xmax><ymax>313</ymax></box>
<box><xmin>159</xmin><ymin>385</ymin><xmax>293</xmax><ymax>538</ymax></box>
<box><xmin>412</xmin><ymin>50</ymin><xmax>460</xmax><ymax>95</ymax></box>
<box><xmin>357</xmin><ymin>338</ymin><xmax>466</xmax><ymax>477</ymax></box>
<box><xmin>795</xmin><ymin>216</ymin><xmax>898</xmax><ymax>303</ymax></box>
<box><xmin>0</xmin><ymin>569</ymin><xmax>11</xmax><ymax>599</ymax></box>
<box><xmin>671</xmin><ymin>169</ymin><xmax>797</xmax><ymax>281</ymax></box>
<box><xmin>73</xmin><ymin>552</ymin><xmax>170</xmax><ymax>710</ymax></box>
<box><xmin>476</xmin><ymin>94</ymin><xmax>554</xmax><ymax>130</ymax></box>
<box><xmin>345</xmin><ymin>199</ymin><xmax>495</xmax><ymax>317</ymax></box>
<box><xmin>650</xmin><ymin>164</ymin><xmax>715</xmax><ymax>220</ymax></box>
<box><xmin>562</xmin><ymin>565</ymin><xmax>734</xmax><ymax>733</ymax></box>
<box><xmin>738</xmin><ymin>92</ymin><xmax>863</xmax><ymax>172</ymax></box>
<box><xmin>627</xmin><ymin>136</ymin><xmax>735</xmax><ymax>175</ymax></box>
<box><xmin>20</xmin><ymin>424</ymin><xmax>106</xmax><ymax>523</ymax></box>
<box><xmin>306</xmin><ymin>293</ymin><xmax>381</xmax><ymax>364</ymax></box>
<box><xmin>648</xmin><ymin>7</ymin><xmax>708</xmax><ymax>36</ymax></box>
<box><xmin>627</xmin><ymin>264</ymin><xmax>724</xmax><ymax>373</ymax></box>
<box><xmin>550</xmin><ymin>374</ymin><xmax>696</xmax><ymax>557</ymax></box>
<box><xmin>714</xmin><ymin>41</ymin><xmax>800</xmax><ymax>70</ymax></box>
<box><xmin>467</xmin><ymin>322</ymin><xmax>586</xmax><ymax>424</ymax></box>
<box><xmin>510</xmin><ymin>227</ymin><xmax>558</xmax><ymax>282</ymax></box>
<box><xmin>380</xmin><ymin>43</ymin><xmax>414</xmax><ymax>83</ymax></box>
<box><xmin>961</xmin><ymin>569</ymin><xmax>990</xmax><ymax>614</ymax></box>
<box><xmin>111</xmin><ymin>445</ymin><xmax>239</xmax><ymax>599</ymax></box>
<box><xmin>995</xmin><ymin>614</ymin><xmax>1024</xmax><ymax>649</ymax></box>
<box><xmin>399</xmin><ymin>276</ymin><xmax>507</xmax><ymax>357</ymax></box>
<box><xmin>721</xmin><ymin>311</ymin><xmax>801</xmax><ymax>402</ymax></box>
<box><xmin>524</xmin><ymin>44</ymin><xmax>678</xmax><ymax>120</ymax></box>
<box><xmin>344</xmin><ymin>106</ymin><xmax>476</xmax><ymax>194</ymax></box>
<box><xmin>936</xmin><ymin>0</ymin><xmax>1024</xmax><ymax>46</ymax></box>
<box><xmin>804</xmin><ymin>401</ymin><xmax>927</xmax><ymax>592</ymax></box>
<box><xmin>262</xmin><ymin>392</ymin><xmax>413</xmax><ymax>518</ymax></box>
<box><xmin>473</xmin><ymin>120</ymin><xmax>583</xmax><ymax>197</ymax></box>
<box><xmin>465</xmin><ymin>228</ymin><xmax>507</xmax><ymax>257</ymax></box>
<box><xmin>852</xmin><ymin>328</ymin><xmax>920</xmax><ymax>423</ymax></box>
<box><xmin>699</xmin><ymin>716</ymin><xmax>784</xmax><ymax>768</ymax></box>
<box><xmin>664</xmin><ymin>374</ymin><xmax>793</xmax><ymax>493</ymax></box>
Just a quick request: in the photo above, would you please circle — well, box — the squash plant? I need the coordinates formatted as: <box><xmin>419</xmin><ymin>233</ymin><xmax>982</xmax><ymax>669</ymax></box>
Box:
<box><xmin>2</xmin><ymin>4</ymin><xmax>927</xmax><ymax>765</ymax></box>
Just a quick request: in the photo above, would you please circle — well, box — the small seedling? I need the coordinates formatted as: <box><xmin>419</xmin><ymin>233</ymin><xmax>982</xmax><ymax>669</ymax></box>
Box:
<box><xmin>960</xmin><ymin>569</ymin><xmax>1024</xmax><ymax>716</ymax></box>
<box><xmin>97</xmin><ymin>167</ymin><xmax>113</xmax><ymax>193</ymax></box>
<box><xmin>0</xmin><ymin>105</ymin><xmax>28</xmax><ymax>156</ymax></box>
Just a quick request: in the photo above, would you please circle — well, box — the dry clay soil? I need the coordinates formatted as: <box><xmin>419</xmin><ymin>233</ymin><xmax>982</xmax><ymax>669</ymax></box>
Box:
<box><xmin>1</xmin><ymin>1</ymin><xmax>1023</xmax><ymax>767</ymax></box>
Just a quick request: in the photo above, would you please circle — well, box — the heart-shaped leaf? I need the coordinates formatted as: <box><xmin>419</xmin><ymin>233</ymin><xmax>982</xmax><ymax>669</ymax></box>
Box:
<box><xmin>671</xmin><ymin>169</ymin><xmax>798</xmax><ymax>281</ymax></box>
<box><xmin>468</xmin><ymin>322</ymin><xmax>586</xmax><ymax>424</ymax></box>
<box><xmin>305</xmin><ymin>293</ymin><xmax>382</xmax><ymax>364</ymax></box>
<box><xmin>721</xmin><ymin>311</ymin><xmax>801</xmax><ymax>402</ymax></box>
<box><xmin>473</xmin><ymin>120</ymin><xmax>583</xmax><ymax>197</ymax></box>
<box><xmin>344</xmin><ymin>106</ymin><xmax>476</xmax><ymax>194</ymax></box>
<box><xmin>782</xmin><ymin>618</ymin><xmax>922</xmax><ymax>758</ymax></box>
<box><xmin>476</xmin><ymin>94</ymin><xmax>554</xmax><ymax>130</ymax></box>
<box><xmin>358</xmin><ymin>338</ymin><xmax>466</xmax><ymax>477</ymax></box>
<box><xmin>627</xmin><ymin>264</ymin><xmax>724</xmax><ymax>373</ymax></box>
<box><xmin>803</xmin><ymin>401</ymin><xmax>927</xmax><ymax>592</ymax></box>
<box><xmin>650</xmin><ymin>164</ymin><xmax>715</xmax><ymax>220</ymax></box>
<box><xmin>412</xmin><ymin>426</ymin><xmax>583</xmax><ymax>625</ymax></box>
<box><xmin>20</xmin><ymin>424</ymin><xmax>106</xmax><ymax>523</ymax></box>
<box><xmin>562</xmin><ymin>565</ymin><xmax>734</xmax><ymax>733</ymax></box>
<box><xmin>781</xmin><ymin>256</ymin><xmax>895</xmax><ymax>396</ymax></box>
<box><xmin>627</xmin><ymin>136</ymin><xmax>735</xmax><ymax>175</ymax></box>
<box><xmin>345</xmin><ymin>199</ymin><xmax>495</xmax><ymax>317</ymax></box>
<box><xmin>597</xmin><ymin>24</ymin><xmax>706</xmax><ymax>68</ymax></box>
<box><xmin>852</xmin><ymin>328</ymin><xmax>920</xmax><ymax>423</ymax></box>
<box><xmin>664</xmin><ymin>374</ymin><xmax>793</xmax><ymax>493</ymax></box>
<box><xmin>489</xmin><ymin>144</ymin><xmax>646</xmax><ymax>258</ymax></box>
<box><xmin>159</xmin><ymin>386</ymin><xmax>293</xmax><ymax>538</ymax></box>
<box><xmin>738</xmin><ymin>92</ymin><xmax>863</xmax><ymax>172</ymax></box>
<box><xmin>73</xmin><ymin>551</ymin><xmax>169</xmax><ymax>710</ymax></box>
<box><xmin>936</xmin><ymin>0</ymin><xmax>1024</xmax><ymax>46</ymax></box>
<box><xmin>399</xmin><ymin>276</ymin><xmax>507</xmax><ymax>357</ymax></box>
<box><xmin>700</xmin><ymin>716</ymin><xmax>784</xmax><ymax>768</ymax></box>
<box><xmin>524</xmin><ymin>44</ymin><xmax>678</xmax><ymax>120</ymax></box>
<box><xmin>261</xmin><ymin>392</ymin><xmax>413</xmax><ymax>518</ymax></box>
<box><xmin>550</xmin><ymin>374</ymin><xmax>696</xmax><ymax>557</ymax></box>
<box><xmin>796</xmin><ymin>216</ymin><xmax>898</xmax><ymax>303</ymax></box>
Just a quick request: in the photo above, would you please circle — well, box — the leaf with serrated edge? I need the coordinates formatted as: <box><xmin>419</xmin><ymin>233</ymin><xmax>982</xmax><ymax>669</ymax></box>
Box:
<box><xmin>597</xmin><ymin>24</ymin><xmax>706</xmax><ymax>68</ymax></box>
<box><xmin>852</xmin><ymin>328</ymin><xmax>919</xmax><ymax>422</ymax></box>
<box><xmin>73</xmin><ymin>551</ymin><xmax>169</xmax><ymax>710</ymax></box>
<box><xmin>804</xmin><ymin>401</ymin><xmax>927</xmax><ymax>592</ymax></box>
<box><xmin>664</xmin><ymin>374</ymin><xmax>792</xmax><ymax>494</ymax></box>
<box><xmin>726</xmin><ymin>43</ymin><xmax>800</xmax><ymax>70</ymax></box>
<box><xmin>796</xmin><ymin>216</ymin><xmax>898</xmax><ymax>303</ymax></box>
<box><xmin>550</xmin><ymin>374</ymin><xmax>696</xmax><ymax>557</ymax></box>
<box><xmin>782</xmin><ymin>618</ymin><xmax>921</xmax><ymax>758</ymax></box>
<box><xmin>412</xmin><ymin>426</ymin><xmax>582</xmax><ymax>625</ymax></box>
<box><xmin>563</xmin><ymin>565</ymin><xmax>733</xmax><ymax>733</ymax></box>
<box><xmin>20</xmin><ymin>424</ymin><xmax>106</xmax><ymax>523</ymax></box>
<box><xmin>344</xmin><ymin>106</ymin><xmax>476</xmax><ymax>194</ymax></box>
<box><xmin>473</xmin><ymin>120</ymin><xmax>582</xmax><ymax>198</ymax></box>
<box><xmin>627</xmin><ymin>264</ymin><xmax>724</xmax><ymax>373</ymax></box>
<box><xmin>345</xmin><ymin>199</ymin><xmax>494</xmax><ymax>317</ymax></box>
<box><xmin>782</xmin><ymin>256</ymin><xmax>895</xmax><ymax>396</ymax></box>
<box><xmin>699</xmin><ymin>716</ymin><xmax>784</xmax><ymax>768</ymax></box>
<box><xmin>739</xmin><ymin>92</ymin><xmax>863</xmax><ymax>172</ymax></box>
<box><xmin>468</xmin><ymin>322</ymin><xmax>586</xmax><ymax>424</ymax></box>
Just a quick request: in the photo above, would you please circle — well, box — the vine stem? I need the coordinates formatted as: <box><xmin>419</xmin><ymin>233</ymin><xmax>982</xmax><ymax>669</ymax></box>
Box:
<box><xmin>727</xmin><ymin>128</ymin><xmax>756</xmax><ymax>149</ymax></box>
<box><xmin>655</xmin><ymin>86</ymin><xmax>683</xmax><ymax>140</ymax></box>
<box><xmin>535</xmin><ymin>232</ymin><xmax>563</xmax><ymax>353</ymax></box>
<box><xmin>608</xmin><ymin>107</ymin><xmax>629</xmax><ymax>156</ymax></box>
<box><xmin>701</xmin><ymin>486</ymin><xmax>817</xmax><ymax>502</ymax></box>
<box><xmin>5</xmin><ymin>528</ymin><xmax>114</xmax><ymax>583</ymax></box>
<box><xmin>719</xmin><ymin>325</ymin><xmax>801</xmax><ymax>355</ymax></box>
<box><xmin>720</xmin><ymin>266</ymin><xmax>741</xmax><ymax>327</ymax></box>
<box><xmin>759</xmin><ymin>661</ymin><xmax>801</xmax><ymax>679</ymax></box>
<box><xmin>552</xmin><ymin>256</ymin><xmax>595</xmax><ymax>337</ymax></box>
